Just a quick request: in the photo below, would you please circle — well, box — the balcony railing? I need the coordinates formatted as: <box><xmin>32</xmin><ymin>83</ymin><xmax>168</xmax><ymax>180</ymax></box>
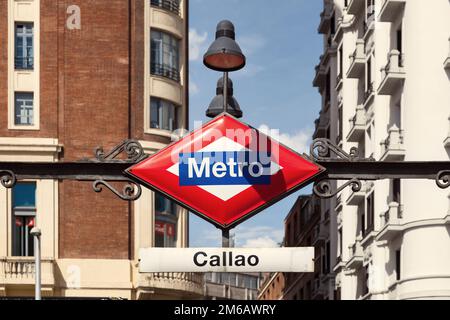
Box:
<box><xmin>313</xmin><ymin>63</ymin><xmax>326</xmax><ymax>89</ymax></box>
<box><xmin>380</xmin><ymin>124</ymin><xmax>405</xmax><ymax>161</ymax></box>
<box><xmin>336</xmin><ymin>72</ymin><xmax>343</xmax><ymax>89</ymax></box>
<box><xmin>379</xmin><ymin>50</ymin><xmax>405</xmax><ymax>95</ymax></box>
<box><xmin>318</xmin><ymin>5</ymin><xmax>333</xmax><ymax>34</ymax></box>
<box><xmin>150</xmin><ymin>0</ymin><xmax>180</xmax><ymax>15</ymax></box>
<box><xmin>379</xmin><ymin>0</ymin><xmax>406</xmax><ymax>22</ymax></box>
<box><xmin>15</xmin><ymin>57</ymin><xmax>34</xmax><ymax>70</ymax></box>
<box><xmin>364</xmin><ymin>82</ymin><xmax>375</xmax><ymax>104</ymax></box>
<box><xmin>137</xmin><ymin>272</ymin><xmax>204</xmax><ymax>298</ymax></box>
<box><xmin>346</xmin><ymin>236</ymin><xmax>364</xmax><ymax>269</ymax></box>
<box><xmin>376</xmin><ymin>202</ymin><xmax>404</xmax><ymax>241</ymax></box>
<box><xmin>347</xmin><ymin>39</ymin><xmax>365</xmax><ymax>78</ymax></box>
<box><xmin>347</xmin><ymin>105</ymin><xmax>366</xmax><ymax>142</ymax></box>
<box><xmin>151</xmin><ymin>63</ymin><xmax>180</xmax><ymax>82</ymax></box>
<box><xmin>0</xmin><ymin>257</ymin><xmax>55</xmax><ymax>286</ymax></box>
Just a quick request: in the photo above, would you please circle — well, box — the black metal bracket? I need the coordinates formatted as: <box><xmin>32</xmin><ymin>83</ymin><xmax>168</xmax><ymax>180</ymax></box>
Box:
<box><xmin>311</xmin><ymin>139</ymin><xmax>450</xmax><ymax>199</ymax></box>
<box><xmin>0</xmin><ymin>138</ymin><xmax>449</xmax><ymax>202</ymax></box>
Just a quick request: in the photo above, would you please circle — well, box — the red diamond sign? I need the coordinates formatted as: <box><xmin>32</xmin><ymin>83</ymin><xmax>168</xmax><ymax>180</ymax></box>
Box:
<box><xmin>126</xmin><ymin>114</ymin><xmax>324</xmax><ymax>229</ymax></box>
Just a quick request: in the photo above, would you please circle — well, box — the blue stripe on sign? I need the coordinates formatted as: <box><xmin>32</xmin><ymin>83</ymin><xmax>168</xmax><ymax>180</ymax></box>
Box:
<box><xmin>179</xmin><ymin>151</ymin><xmax>272</xmax><ymax>186</ymax></box>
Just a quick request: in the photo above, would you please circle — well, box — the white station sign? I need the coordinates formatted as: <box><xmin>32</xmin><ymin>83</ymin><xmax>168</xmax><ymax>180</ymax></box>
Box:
<box><xmin>139</xmin><ymin>247</ymin><xmax>314</xmax><ymax>273</ymax></box>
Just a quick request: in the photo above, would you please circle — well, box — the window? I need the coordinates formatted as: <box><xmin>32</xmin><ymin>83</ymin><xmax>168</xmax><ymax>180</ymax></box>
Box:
<box><xmin>338</xmin><ymin>45</ymin><xmax>343</xmax><ymax>79</ymax></box>
<box><xmin>15</xmin><ymin>23</ymin><xmax>34</xmax><ymax>70</ymax></box>
<box><xmin>325</xmin><ymin>241</ymin><xmax>331</xmax><ymax>273</ymax></box>
<box><xmin>366</xmin><ymin>192</ymin><xmax>375</xmax><ymax>235</ymax></box>
<box><xmin>150</xmin><ymin>98</ymin><xmax>179</xmax><ymax>131</ymax></box>
<box><xmin>396</xmin><ymin>28</ymin><xmax>402</xmax><ymax>54</ymax></box>
<box><xmin>337</xmin><ymin>107</ymin><xmax>343</xmax><ymax>143</ymax></box>
<box><xmin>338</xmin><ymin>227</ymin><xmax>343</xmax><ymax>259</ymax></box>
<box><xmin>150</xmin><ymin>0</ymin><xmax>180</xmax><ymax>15</ymax></box>
<box><xmin>393</xmin><ymin>179</ymin><xmax>401</xmax><ymax>203</ymax></box>
<box><xmin>395</xmin><ymin>250</ymin><xmax>401</xmax><ymax>281</ymax></box>
<box><xmin>151</xmin><ymin>30</ymin><xmax>180</xmax><ymax>82</ymax></box>
<box><xmin>12</xmin><ymin>182</ymin><xmax>37</xmax><ymax>257</ymax></box>
<box><xmin>154</xmin><ymin>192</ymin><xmax>178</xmax><ymax>248</ymax></box>
<box><xmin>15</xmin><ymin>92</ymin><xmax>34</xmax><ymax>126</ymax></box>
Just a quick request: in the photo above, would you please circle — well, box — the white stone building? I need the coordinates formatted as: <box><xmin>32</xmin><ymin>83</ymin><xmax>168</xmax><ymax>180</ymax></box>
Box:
<box><xmin>313</xmin><ymin>0</ymin><xmax>450</xmax><ymax>300</ymax></box>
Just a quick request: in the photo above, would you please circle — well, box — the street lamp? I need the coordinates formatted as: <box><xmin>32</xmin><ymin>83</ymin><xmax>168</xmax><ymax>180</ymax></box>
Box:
<box><xmin>203</xmin><ymin>20</ymin><xmax>246</xmax><ymax>248</ymax></box>
<box><xmin>206</xmin><ymin>76</ymin><xmax>243</xmax><ymax>119</ymax></box>
<box><xmin>204</xmin><ymin>20</ymin><xmax>246</xmax><ymax>116</ymax></box>
<box><xmin>30</xmin><ymin>227</ymin><xmax>41</xmax><ymax>300</ymax></box>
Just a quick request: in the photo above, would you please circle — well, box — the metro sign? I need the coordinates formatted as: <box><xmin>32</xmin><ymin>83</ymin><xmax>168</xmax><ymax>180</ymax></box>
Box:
<box><xmin>126</xmin><ymin>114</ymin><xmax>324</xmax><ymax>229</ymax></box>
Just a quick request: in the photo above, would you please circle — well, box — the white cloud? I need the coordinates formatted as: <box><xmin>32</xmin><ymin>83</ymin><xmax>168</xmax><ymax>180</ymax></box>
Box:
<box><xmin>234</xmin><ymin>225</ymin><xmax>284</xmax><ymax>248</ymax></box>
<box><xmin>237</xmin><ymin>34</ymin><xmax>266</xmax><ymax>56</ymax></box>
<box><xmin>234</xmin><ymin>64</ymin><xmax>265</xmax><ymax>78</ymax></box>
<box><xmin>242</xmin><ymin>236</ymin><xmax>279</xmax><ymax>248</ymax></box>
<box><xmin>189</xmin><ymin>78</ymin><xmax>199</xmax><ymax>95</ymax></box>
<box><xmin>189</xmin><ymin>29</ymin><xmax>208</xmax><ymax>61</ymax></box>
<box><xmin>258</xmin><ymin>125</ymin><xmax>313</xmax><ymax>154</ymax></box>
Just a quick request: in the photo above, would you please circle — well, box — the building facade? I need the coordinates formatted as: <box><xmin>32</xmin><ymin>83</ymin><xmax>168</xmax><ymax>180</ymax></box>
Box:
<box><xmin>0</xmin><ymin>0</ymin><xmax>203</xmax><ymax>299</ymax></box>
<box><xmin>313</xmin><ymin>0</ymin><xmax>450</xmax><ymax>299</ymax></box>
<box><xmin>258</xmin><ymin>195</ymin><xmax>330</xmax><ymax>300</ymax></box>
<box><xmin>203</xmin><ymin>272</ymin><xmax>261</xmax><ymax>300</ymax></box>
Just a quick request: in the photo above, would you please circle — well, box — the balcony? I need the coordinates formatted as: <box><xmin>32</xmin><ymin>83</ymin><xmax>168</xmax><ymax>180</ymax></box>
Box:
<box><xmin>151</xmin><ymin>63</ymin><xmax>181</xmax><ymax>82</ymax></box>
<box><xmin>378</xmin><ymin>0</ymin><xmax>406</xmax><ymax>22</ymax></box>
<box><xmin>150</xmin><ymin>0</ymin><xmax>180</xmax><ymax>16</ymax></box>
<box><xmin>364</xmin><ymin>82</ymin><xmax>375</xmax><ymax>107</ymax></box>
<box><xmin>313</xmin><ymin>64</ymin><xmax>327</xmax><ymax>89</ymax></box>
<box><xmin>444</xmin><ymin>116</ymin><xmax>450</xmax><ymax>148</ymax></box>
<box><xmin>318</xmin><ymin>6</ymin><xmax>333</xmax><ymax>34</ymax></box>
<box><xmin>347</xmin><ymin>40</ymin><xmax>366</xmax><ymax>79</ymax></box>
<box><xmin>347</xmin><ymin>0</ymin><xmax>364</xmax><ymax>15</ymax></box>
<box><xmin>312</xmin><ymin>223</ymin><xmax>328</xmax><ymax>246</ymax></box>
<box><xmin>378</xmin><ymin>50</ymin><xmax>405</xmax><ymax>95</ymax></box>
<box><xmin>336</xmin><ymin>72</ymin><xmax>343</xmax><ymax>90</ymax></box>
<box><xmin>376</xmin><ymin>202</ymin><xmax>404</xmax><ymax>241</ymax></box>
<box><xmin>380</xmin><ymin>125</ymin><xmax>405</xmax><ymax>161</ymax></box>
<box><xmin>312</xmin><ymin>278</ymin><xmax>326</xmax><ymax>300</ymax></box>
<box><xmin>347</xmin><ymin>182</ymin><xmax>373</xmax><ymax>206</ymax></box>
<box><xmin>346</xmin><ymin>237</ymin><xmax>364</xmax><ymax>270</ymax></box>
<box><xmin>0</xmin><ymin>257</ymin><xmax>55</xmax><ymax>288</ymax></box>
<box><xmin>136</xmin><ymin>272</ymin><xmax>204</xmax><ymax>299</ymax></box>
<box><xmin>313</xmin><ymin>112</ymin><xmax>329</xmax><ymax>139</ymax></box>
<box><xmin>347</xmin><ymin>105</ymin><xmax>366</xmax><ymax>142</ymax></box>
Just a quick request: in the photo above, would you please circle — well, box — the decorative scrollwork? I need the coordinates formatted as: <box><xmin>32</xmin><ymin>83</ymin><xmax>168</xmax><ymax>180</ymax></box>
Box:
<box><xmin>313</xmin><ymin>178</ymin><xmax>362</xmax><ymax>199</ymax></box>
<box><xmin>93</xmin><ymin>180</ymin><xmax>142</xmax><ymax>201</ymax></box>
<box><xmin>310</xmin><ymin>138</ymin><xmax>361</xmax><ymax>162</ymax></box>
<box><xmin>95</xmin><ymin>139</ymin><xmax>146</xmax><ymax>163</ymax></box>
<box><xmin>0</xmin><ymin>170</ymin><xmax>17</xmax><ymax>188</ymax></box>
<box><xmin>436</xmin><ymin>170</ymin><xmax>450</xmax><ymax>189</ymax></box>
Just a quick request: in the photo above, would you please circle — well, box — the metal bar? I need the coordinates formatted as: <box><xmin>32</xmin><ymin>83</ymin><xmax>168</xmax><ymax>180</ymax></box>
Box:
<box><xmin>223</xmin><ymin>71</ymin><xmax>229</xmax><ymax>114</ymax></box>
<box><xmin>0</xmin><ymin>162</ymin><xmax>131</xmax><ymax>181</ymax></box>
<box><xmin>316</xmin><ymin>160</ymin><xmax>450</xmax><ymax>180</ymax></box>
<box><xmin>1</xmin><ymin>161</ymin><xmax>449</xmax><ymax>181</ymax></box>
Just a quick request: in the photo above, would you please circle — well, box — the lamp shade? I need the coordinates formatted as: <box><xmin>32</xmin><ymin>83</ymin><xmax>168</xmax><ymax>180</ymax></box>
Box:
<box><xmin>206</xmin><ymin>76</ymin><xmax>243</xmax><ymax>118</ymax></box>
<box><xmin>203</xmin><ymin>20</ymin><xmax>246</xmax><ymax>72</ymax></box>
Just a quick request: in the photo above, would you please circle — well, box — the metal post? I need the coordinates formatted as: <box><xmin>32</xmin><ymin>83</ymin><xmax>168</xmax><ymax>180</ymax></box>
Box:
<box><xmin>222</xmin><ymin>229</ymin><xmax>230</xmax><ymax>248</ymax></box>
<box><xmin>30</xmin><ymin>227</ymin><xmax>41</xmax><ymax>300</ymax></box>
<box><xmin>223</xmin><ymin>72</ymin><xmax>229</xmax><ymax>114</ymax></box>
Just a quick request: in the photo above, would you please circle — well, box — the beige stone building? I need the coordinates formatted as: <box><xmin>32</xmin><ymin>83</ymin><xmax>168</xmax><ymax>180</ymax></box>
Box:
<box><xmin>0</xmin><ymin>0</ymin><xmax>203</xmax><ymax>299</ymax></box>
<box><xmin>313</xmin><ymin>0</ymin><xmax>450</xmax><ymax>299</ymax></box>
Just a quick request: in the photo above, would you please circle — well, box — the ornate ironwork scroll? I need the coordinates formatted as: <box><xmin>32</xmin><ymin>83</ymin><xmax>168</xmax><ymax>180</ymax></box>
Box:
<box><xmin>313</xmin><ymin>178</ymin><xmax>362</xmax><ymax>199</ymax></box>
<box><xmin>436</xmin><ymin>170</ymin><xmax>450</xmax><ymax>189</ymax></box>
<box><xmin>95</xmin><ymin>139</ymin><xmax>146</xmax><ymax>163</ymax></box>
<box><xmin>93</xmin><ymin>180</ymin><xmax>142</xmax><ymax>201</ymax></box>
<box><xmin>310</xmin><ymin>138</ymin><xmax>361</xmax><ymax>162</ymax></box>
<box><xmin>0</xmin><ymin>170</ymin><xmax>16</xmax><ymax>189</ymax></box>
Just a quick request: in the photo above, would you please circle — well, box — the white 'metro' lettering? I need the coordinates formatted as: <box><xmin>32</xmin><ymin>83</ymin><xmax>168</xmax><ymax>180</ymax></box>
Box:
<box><xmin>187</xmin><ymin>157</ymin><xmax>264</xmax><ymax>178</ymax></box>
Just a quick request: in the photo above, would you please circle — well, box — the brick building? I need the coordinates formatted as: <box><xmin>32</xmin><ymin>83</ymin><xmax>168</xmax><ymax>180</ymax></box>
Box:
<box><xmin>0</xmin><ymin>0</ymin><xmax>203</xmax><ymax>299</ymax></box>
<box><xmin>258</xmin><ymin>194</ymin><xmax>330</xmax><ymax>300</ymax></box>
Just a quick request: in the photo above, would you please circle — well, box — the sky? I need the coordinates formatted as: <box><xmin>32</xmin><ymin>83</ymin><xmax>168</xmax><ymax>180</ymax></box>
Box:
<box><xmin>188</xmin><ymin>0</ymin><xmax>324</xmax><ymax>248</ymax></box>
